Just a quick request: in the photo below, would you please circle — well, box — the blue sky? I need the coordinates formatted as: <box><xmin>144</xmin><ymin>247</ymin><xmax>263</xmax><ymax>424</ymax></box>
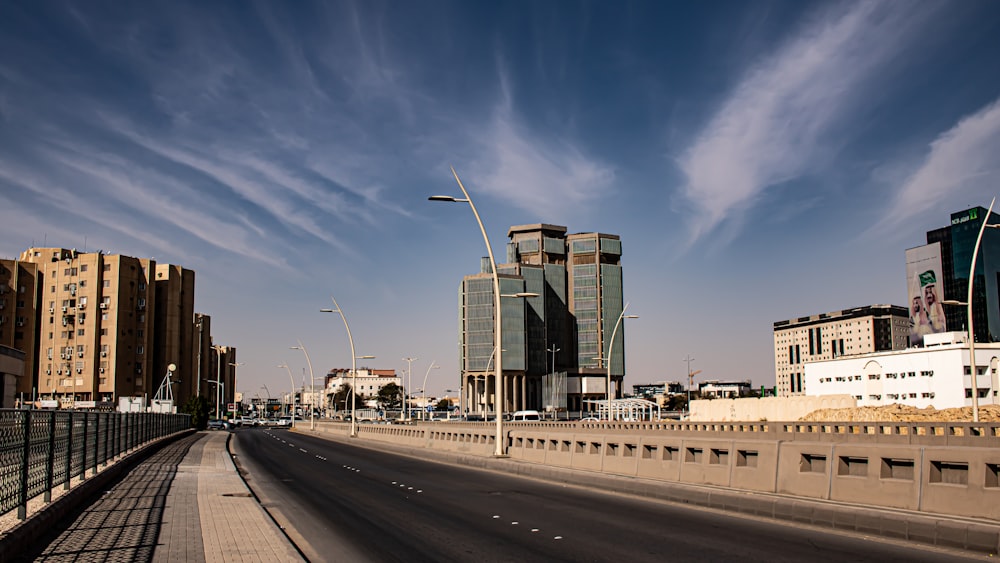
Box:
<box><xmin>2</xmin><ymin>1</ymin><xmax>1000</xmax><ymax>398</ymax></box>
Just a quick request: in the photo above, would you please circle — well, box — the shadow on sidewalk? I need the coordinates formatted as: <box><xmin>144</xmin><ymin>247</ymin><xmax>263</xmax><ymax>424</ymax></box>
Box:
<box><xmin>11</xmin><ymin>432</ymin><xmax>203</xmax><ymax>563</ymax></box>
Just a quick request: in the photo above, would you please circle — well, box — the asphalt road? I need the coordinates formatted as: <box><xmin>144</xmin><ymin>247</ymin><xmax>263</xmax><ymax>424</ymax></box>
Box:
<box><xmin>231</xmin><ymin>427</ymin><xmax>982</xmax><ymax>563</ymax></box>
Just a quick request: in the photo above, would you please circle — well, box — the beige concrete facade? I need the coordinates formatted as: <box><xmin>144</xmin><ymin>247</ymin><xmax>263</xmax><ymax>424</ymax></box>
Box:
<box><xmin>0</xmin><ymin>259</ymin><xmax>40</xmax><ymax>397</ymax></box>
<box><xmin>774</xmin><ymin>305</ymin><xmax>909</xmax><ymax>397</ymax></box>
<box><xmin>12</xmin><ymin>247</ymin><xmax>233</xmax><ymax>410</ymax></box>
<box><xmin>690</xmin><ymin>394</ymin><xmax>857</xmax><ymax>422</ymax></box>
<box><xmin>153</xmin><ymin>264</ymin><xmax>196</xmax><ymax>401</ymax></box>
<box><xmin>20</xmin><ymin>248</ymin><xmax>157</xmax><ymax>406</ymax></box>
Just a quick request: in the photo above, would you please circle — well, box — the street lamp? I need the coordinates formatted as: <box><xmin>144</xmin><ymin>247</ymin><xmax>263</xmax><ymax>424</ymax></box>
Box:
<box><xmin>277</xmin><ymin>364</ymin><xmax>296</xmax><ymax>429</ymax></box>
<box><xmin>606</xmin><ymin>303</ymin><xmax>638</xmax><ymax>421</ymax></box>
<box><xmin>321</xmin><ymin>295</ymin><xmax>374</xmax><ymax>438</ymax></box>
<box><xmin>211</xmin><ymin>345</ymin><xmax>225</xmax><ymax>420</ymax></box>
<box><xmin>421</xmin><ymin>361</ymin><xmax>440</xmax><ymax>420</ymax></box>
<box><xmin>402</xmin><ymin>357</ymin><xmax>418</xmax><ymax>421</ymax></box>
<box><xmin>229</xmin><ymin>362</ymin><xmax>244</xmax><ymax>421</ymax></box>
<box><xmin>942</xmin><ymin>197</ymin><xmax>1000</xmax><ymax>423</ymax></box>
<box><xmin>290</xmin><ymin>342</ymin><xmax>316</xmax><ymax>430</ymax></box>
<box><xmin>430</xmin><ymin>167</ymin><xmax>507</xmax><ymax>457</ymax></box>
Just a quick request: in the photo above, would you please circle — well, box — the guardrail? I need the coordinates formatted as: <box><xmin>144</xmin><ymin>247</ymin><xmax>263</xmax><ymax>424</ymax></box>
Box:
<box><xmin>308</xmin><ymin>419</ymin><xmax>1000</xmax><ymax>521</ymax></box>
<box><xmin>0</xmin><ymin>409</ymin><xmax>190</xmax><ymax>520</ymax></box>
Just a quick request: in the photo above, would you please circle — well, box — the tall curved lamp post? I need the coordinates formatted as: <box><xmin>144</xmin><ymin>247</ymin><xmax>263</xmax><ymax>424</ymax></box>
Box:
<box><xmin>430</xmin><ymin>167</ymin><xmax>507</xmax><ymax>456</ymax></box>
<box><xmin>290</xmin><ymin>342</ymin><xmax>316</xmax><ymax>430</ymax></box>
<box><xmin>211</xmin><ymin>345</ymin><xmax>225</xmax><ymax>419</ymax></box>
<box><xmin>229</xmin><ymin>362</ymin><xmax>244</xmax><ymax>420</ymax></box>
<box><xmin>402</xmin><ymin>357</ymin><xmax>418</xmax><ymax>421</ymax></box>
<box><xmin>321</xmin><ymin>295</ymin><xmax>374</xmax><ymax>437</ymax></box>
<box><xmin>942</xmin><ymin>197</ymin><xmax>999</xmax><ymax>423</ymax></box>
<box><xmin>277</xmin><ymin>364</ymin><xmax>296</xmax><ymax>429</ymax></box>
<box><xmin>421</xmin><ymin>361</ymin><xmax>439</xmax><ymax>420</ymax></box>
<box><xmin>606</xmin><ymin>303</ymin><xmax>638</xmax><ymax>421</ymax></box>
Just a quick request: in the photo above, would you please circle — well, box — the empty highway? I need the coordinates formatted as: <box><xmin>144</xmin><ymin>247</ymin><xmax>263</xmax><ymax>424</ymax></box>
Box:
<box><xmin>231</xmin><ymin>427</ymin><xmax>981</xmax><ymax>563</ymax></box>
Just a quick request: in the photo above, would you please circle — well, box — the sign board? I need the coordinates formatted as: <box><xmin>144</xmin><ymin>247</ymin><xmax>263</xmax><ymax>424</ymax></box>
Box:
<box><xmin>905</xmin><ymin>243</ymin><xmax>948</xmax><ymax>347</ymax></box>
<box><xmin>76</xmin><ymin>401</ymin><xmax>96</xmax><ymax>408</ymax></box>
<box><xmin>228</xmin><ymin>403</ymin><xmax>236</xmax><ymax>412</ymax></box>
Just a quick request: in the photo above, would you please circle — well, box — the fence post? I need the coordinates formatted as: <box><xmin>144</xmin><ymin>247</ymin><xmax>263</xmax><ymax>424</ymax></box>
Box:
<box><xmin>17</xmin><ymin>409</ymin><xmax>31</xmax><ymax>520</ymax></box>
<box><xmin>80</xmin><ymin>412</ymin><xmax>88</xmax><ymax>482</ymax></box>
<box><xmin>92</xmin><ymin>412</ymin><xmax>100</xmax><ymax>477</ymax></box>
<box><xmin>64</xmin><ymin>411</ymin><xmax>73</xmax><ymax>491</ymax></box>
<box><xmin>44</xmin><ymin>410</ymin><xmax>55</xmax><ymax>502</ymax></box>
<box><xmin>102</xmin><ymin>412</ymin><xmax>109</xmax><ymax>467</ymax></box>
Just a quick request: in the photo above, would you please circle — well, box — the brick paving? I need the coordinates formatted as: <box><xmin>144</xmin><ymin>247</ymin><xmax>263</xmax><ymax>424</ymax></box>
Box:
<box><xmin>19</xmin><ymin>431</ymin><xmax>302</xmax><ymax>563</ymax></box>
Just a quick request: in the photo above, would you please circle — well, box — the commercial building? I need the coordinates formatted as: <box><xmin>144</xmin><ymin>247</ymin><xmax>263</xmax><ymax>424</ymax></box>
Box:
<box><xmin>458</xmin><ymin>224</ymin><xmax>626</xmax><ymax>415</ymax></box>
<box><xmin>805</xmin><ymin>332</ymin><xmax>998</xmax><ymax>409</ymax></box>
<box><xmin>773</xmin><ymin>305</ymin><xmax>909</xmax><ymax>397</ymax></box>
<box><xmin>909</xmin><ymin>206</ymin><xmax>1000</xmax><ymax>346</ymax></box>
<box><xmin>6</xmin><ymin>247</ymin><xmax>235</xmax><ymax>411</ymax></box>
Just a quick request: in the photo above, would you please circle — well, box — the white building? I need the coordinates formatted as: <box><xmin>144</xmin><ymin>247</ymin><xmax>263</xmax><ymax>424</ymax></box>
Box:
<box><xmin>805</xmin><ymin>332</ymin><xmax>1000</xmax><ymax>409</ymax></box>
<box><xmin>697</xmin><ymin>380</ymin><xmax>753</xmax><ymax>399</ymax></box>
<box><xmin>324</xmin><ymin>368</ymin><xmax>401</xmax><ymax>407</ymax></box>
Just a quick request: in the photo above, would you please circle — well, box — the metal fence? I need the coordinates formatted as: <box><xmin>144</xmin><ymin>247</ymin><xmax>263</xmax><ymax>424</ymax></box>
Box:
<box><xmin>0</xmin><ymin>409</ymin><xmax>190</xmax><ymax>520</ymax></box>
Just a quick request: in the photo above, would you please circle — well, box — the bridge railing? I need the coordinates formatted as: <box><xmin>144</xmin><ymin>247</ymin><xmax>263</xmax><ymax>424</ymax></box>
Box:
<box><xmin>0</xmin><ymin>409</ymin><xmax>190</xmax><ymax>520</ymax></box>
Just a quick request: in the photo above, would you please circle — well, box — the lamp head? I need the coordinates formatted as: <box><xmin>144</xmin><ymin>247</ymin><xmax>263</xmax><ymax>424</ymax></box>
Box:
<box><xmin>429</xmin><ymin>195</ymin><xmax>460</xmax><ymax>202</ymax></box>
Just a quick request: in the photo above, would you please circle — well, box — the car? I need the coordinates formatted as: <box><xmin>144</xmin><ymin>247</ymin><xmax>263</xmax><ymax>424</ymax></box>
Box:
<box><xmin>511</xmin><ymin>410</ymin><xmax>541</xmax><ymax>421</ymax></box>
<box><xmin>207</xmin><ymin>419</ymin><xmax>231</xmax><ymax>430</ymax></box>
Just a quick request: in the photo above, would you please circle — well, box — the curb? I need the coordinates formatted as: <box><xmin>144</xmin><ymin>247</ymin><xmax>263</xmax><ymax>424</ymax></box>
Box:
<box><xmin>0</xmin><ymin>429</ymin><xmax>196</xmax><ymax>561</ymax></box>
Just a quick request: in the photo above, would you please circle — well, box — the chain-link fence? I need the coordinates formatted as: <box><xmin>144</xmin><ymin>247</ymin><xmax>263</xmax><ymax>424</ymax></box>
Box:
<box><xmin>0</xmin><ymin>409</ymin><xmax>190</xmax><ymax>519</ymax></box>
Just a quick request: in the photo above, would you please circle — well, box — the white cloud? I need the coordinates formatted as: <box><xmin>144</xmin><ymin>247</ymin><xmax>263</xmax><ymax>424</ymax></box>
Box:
<box><xmin>885</xmin><ymin>97</ymin><xmax>1000</xmax><ymax>227</ymax></box>
<box><xmin>677</xmin><ymin>2</ymin><xmax>937</xmax><ymax>247</ymax></box>
<box><xmin>464</xmin><ymin>66</ymin><xmax>615</xmax><ymax>220</ymax></box>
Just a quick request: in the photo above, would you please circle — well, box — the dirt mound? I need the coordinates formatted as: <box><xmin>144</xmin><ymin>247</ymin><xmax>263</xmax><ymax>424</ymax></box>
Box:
<box><xmin>800</xmin><ymin>403</ymin><xmax>1000</xmax><ymax>422</ymax></box>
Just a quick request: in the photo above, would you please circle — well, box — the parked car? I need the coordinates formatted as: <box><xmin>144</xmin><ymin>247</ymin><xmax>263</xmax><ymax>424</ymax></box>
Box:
<box><xmin>207</xmin><ymin>419</ymin><xmax>231</xmax><ymax>430</ymax></box>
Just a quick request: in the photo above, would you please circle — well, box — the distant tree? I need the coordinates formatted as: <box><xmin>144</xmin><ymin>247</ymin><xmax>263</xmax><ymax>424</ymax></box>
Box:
<box><xmin>435</xmin><ymin>398</ymin><xmax>452</xmax><ymax>411</ymax></box>
<box><xmin>665</xmin><ymin>394</ymin><xmax>687</xmax><ymax>413</ymax></box>
<box><xmin>330</xmin><ymin>384</ymin><xmax>359</xmax><ymax>412</ymax></box>
<box><xmin>377</xmin><ymin>383</ymin><xmax>403</xmax><ymax>409</ymax></box>
<box><xmin>180</xmin><ymin>395</ymin><xmax>211</xmax><ymax>430</ymax></box>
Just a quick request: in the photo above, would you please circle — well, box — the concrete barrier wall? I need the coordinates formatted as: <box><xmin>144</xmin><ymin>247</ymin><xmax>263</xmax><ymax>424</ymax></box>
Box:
<box><xmin>690</xmin><ymin>395</ymin><xmax>857</xmax><ymax>422</ymax></box>
<box><xmin>310</xmin><ymin>419</ymin><xmax>1000</xmax><ymax>522</ymax></box>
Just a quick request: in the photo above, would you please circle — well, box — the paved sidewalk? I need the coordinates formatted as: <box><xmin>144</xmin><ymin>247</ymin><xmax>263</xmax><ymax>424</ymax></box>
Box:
<box><xmin>22</xmin><ymin>431</ymin><xmax>302</xmax><ymax>563</ymax></box>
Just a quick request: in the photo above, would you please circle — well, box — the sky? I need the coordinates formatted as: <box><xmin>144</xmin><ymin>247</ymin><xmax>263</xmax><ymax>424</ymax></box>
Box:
<box><xmin>2</xmin><ymin>1</ymin><xmax>1000</xmax><ymax>399</ymax></box>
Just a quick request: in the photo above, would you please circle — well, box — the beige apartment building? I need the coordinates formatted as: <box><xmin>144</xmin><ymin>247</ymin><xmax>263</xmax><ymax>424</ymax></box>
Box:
<box><xmin>6</xmin><ymin>247</ymin><xmax>235</xmax><ymax>410</ymax></box>
<box><xmin>0</xmin><ymin>259</ymin><xmax>41</xmax><ymax>400</ymax></box>
<box><xmin>773</xmin><ymin>305</ymin><xmax>909</xmax><ymax>397</ymax></box>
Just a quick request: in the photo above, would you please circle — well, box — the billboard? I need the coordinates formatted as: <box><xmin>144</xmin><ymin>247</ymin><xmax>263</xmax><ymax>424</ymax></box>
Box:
<box><xmin>905</xmin><ymin>243</ymin><xmax>947</xmax><ymax>346</ymax></box>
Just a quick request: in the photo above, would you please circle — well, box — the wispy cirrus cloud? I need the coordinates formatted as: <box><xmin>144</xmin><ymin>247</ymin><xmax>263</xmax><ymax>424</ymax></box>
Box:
<box><xmin>882</xmin><ymin>97</ymin><xmax>1000</xmax><ymax>229</ymax></box>
<box><xmin>677</xmin><ymin>1</ymin><xmax>938</xmax><ymax>248</ymax></box>
<box><xmin>464</xmin><ymin>65</ymin><xmax>615</xmax><ymax>221</ymax></box>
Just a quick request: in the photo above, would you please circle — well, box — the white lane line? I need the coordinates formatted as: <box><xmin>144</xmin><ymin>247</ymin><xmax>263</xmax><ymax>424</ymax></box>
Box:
<box><xmin>492</xmin><ymin>515</ymin><xmax>500</xmax><ymax>519</ymax></box>
<box><xmin>554</xmin><ymin>536</ymin><xmax>563</xmax><ymax>540</ymax></box>
<box><xmin>299</xmin><ymin>448</ymin><xmax>308</xmax><ymax>453</ymax></box>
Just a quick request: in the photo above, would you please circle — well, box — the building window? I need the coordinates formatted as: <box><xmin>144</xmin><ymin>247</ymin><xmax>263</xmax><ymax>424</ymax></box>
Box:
<box><xmin>103</xmin><ymin>280</ymin><xmax>110</xmax><ymax>288</ymax></box>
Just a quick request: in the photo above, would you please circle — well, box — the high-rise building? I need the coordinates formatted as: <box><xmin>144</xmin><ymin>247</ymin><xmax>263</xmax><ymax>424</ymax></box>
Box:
<box><xmin>918</xmin><ymin>206</ymin><xmax>1000</xmax><ymax>344</ymax></box>
<box><xmin>13</xmin><ymin>247</ymin><xmax>233</xmax><ymax>410</ymax></box>
<box><xmin>773</xmin><ymin>305</ymin><xmax>909</xmax><ymax>397</ymax></box>
<box><xmin>458</xmin><ymin>224</ymin><xmax>626</xmax><ymax>415</ymax></box>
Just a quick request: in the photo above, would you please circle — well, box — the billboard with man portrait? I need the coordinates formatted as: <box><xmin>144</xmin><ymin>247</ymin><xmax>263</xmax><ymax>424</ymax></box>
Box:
<box><xmin>905</xmin><ymin>243</ymin><xmax>947</xmax><ymax>347</ymax></box>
